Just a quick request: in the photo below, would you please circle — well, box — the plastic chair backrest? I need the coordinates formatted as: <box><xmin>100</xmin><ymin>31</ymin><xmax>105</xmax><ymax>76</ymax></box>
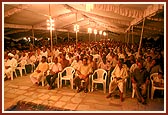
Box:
<box><xmin>64</xmin><ymin>67</ymin><xmax>75</xmax><ymax>75</ymax></box>
<box><xmin>95</xmin><ymin>69</ymin><xmax>107</xmax><ymax>80</ymax></box>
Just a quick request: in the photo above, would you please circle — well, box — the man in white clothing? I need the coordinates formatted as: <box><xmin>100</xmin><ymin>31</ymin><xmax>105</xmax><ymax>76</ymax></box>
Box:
<box><xmin>46</xmin><ymin>57</ymin><xmax>62</xmax><ymax>90</ymax></box>
<box><xmin>106</xmin><ymin>59</ymin><xmax>128</xmax><ymax>102</ymax></box>
<box><xmin>30</xmin><ymin>56</ymin><xmax>49</xmax><ymax>85</ymax></box>
<box><xmin>74</xmin><ymin>57</ymin><xmax>92</xmax><ymax>93</ymax></box>
<box><xmin>71</xmin><ymin>56</ymin><xmax>82</xmax><ymax>70</ymax></box>
<box><xmin>4</xmin><ymin>53</ymin><xmax>17</xmax><ymax>80</ymax></box>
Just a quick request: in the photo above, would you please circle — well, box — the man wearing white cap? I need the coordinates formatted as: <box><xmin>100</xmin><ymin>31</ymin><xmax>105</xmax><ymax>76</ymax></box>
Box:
<box><xmin>4</xmin><ymin>53</ymin><xmax>17</xmax><ymax>80</ymax></box>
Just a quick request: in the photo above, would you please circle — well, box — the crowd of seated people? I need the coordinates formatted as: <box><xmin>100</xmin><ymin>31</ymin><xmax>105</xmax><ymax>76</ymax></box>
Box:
<box><xmin>4</xmin><ymin>40</ymin><xmax>164</xmax><ymax>104</ymax></box>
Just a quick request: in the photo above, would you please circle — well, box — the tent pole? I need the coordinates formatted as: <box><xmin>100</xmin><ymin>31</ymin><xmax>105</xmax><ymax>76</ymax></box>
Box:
<box><xmin>138</xmin><ymin>18</ymin><xmax>145</xmax><ymax>56</ymax></box>
<box><xmin>95</xmin><ymin>34</ymin><xmax>96</xmax><ymax>42</ymax></box>
<box><xmin>127</xmin><ymin>30</ymin><xmax>130</xmax><ymax>44</ymax></box>
<box><xmin>124</xmin><ymin>33</ymin><xmax>126</xmax><ymax>43</ymax></box>
<box><xmin>50</xmin><ymin>28</ymin><xmax>53</xmax><ymax>51</ymax></box>
<box><xmin>132</xmin><ymin>26</ymin><xmax>134</xmax><ymax>44</ymax></box>
<box><xmin>125</xmin><ymin>31</ymin><xmax>127</xmax><ymax>43</ymax></box>
<box><xmin>89</xmin><ymin>33</ymin><xmax>90</xmax><ymax>44</ymax></box>
<box><xmin>76</xmin><ymin>31</ymin><xmax>78</xmax><ymax>45</ymax></box>
<box><xmin>48</xmin><ymin>4</ymin><xmax>53</xmax><ymax>51</ymax></box>
<box><xmin>107</xmin><ymin>31</ymin><xmax>108</xmax><ymax>42</ymax></box>
<box><xmin>32</xmin><ymin>26</ymin><xmax>34</xmax><ymax>47</ymax></box>
<box><xmin>75</xmin><ymin>13</ymin><xmax>78</xmax><ymax>45</ymax></box>
<box><xmin>55</xmin><ymin>29</ymin><xmax>57</xmax><ymax>45</ymax></box>
<box><xmin>68</xmin><ymin>32</ymin><xmax>70</xmax><ymax>43</ymax></box>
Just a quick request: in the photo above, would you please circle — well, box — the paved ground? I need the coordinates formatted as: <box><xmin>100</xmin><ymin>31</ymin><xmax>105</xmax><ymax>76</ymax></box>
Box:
<box><xmin>3</xmin><ymin>73</ymin><xmax>165</xmax><ymax>113</ymax></box>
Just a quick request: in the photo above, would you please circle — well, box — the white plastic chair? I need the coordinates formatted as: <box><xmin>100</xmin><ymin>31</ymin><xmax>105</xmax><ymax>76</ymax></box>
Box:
<box><xmin>10</xmin><ymin>62</ymin><xmax>18</xmax><ymax>80</ymax></box>
<box><xmin>150</xmin><ymin>73</ymin><xmax>164</xmax><ymax>99</ymax></box>
<box><xmin>10</xmin><ymin>68</ymin><xmax>17</xmax><ymax>80</ymax></box>
<box><xmin>59</xmin><ymin>67</ymin><xmax>75</xmax><ymax>89</ymax></box>
<box><xmin>31</xmin><ymin>63</ymin><xmax>36</xmax><ymax>72</ymax></box>
<box><xmin>16</xmin><ymin>60</ymin><xmax>27</xmax><ymax>77</ymax></box>
<box><xmin>131</xmin><ymin>82</ymin><xmax>150</xmax><ymax>99</ymax></box>
<box><xmin>91</xmin><ymin>69</ymin><xmax>107</xmax><ymax>93</ymax></box>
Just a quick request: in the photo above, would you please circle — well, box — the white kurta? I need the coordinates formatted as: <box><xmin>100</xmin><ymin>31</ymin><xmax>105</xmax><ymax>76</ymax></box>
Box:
<box><xmin>109</xmin><ymin>64</ymin><xmax>128</xmax><ymax>93</ymax></box>
<box><xmin>30</xmin><ymin>62</ymin><xmax>49</xmax><ymax>84</ymax></box>
<box><xmin>4</xmin><ymin>58</ymin><xmax>17</xmax><ymax>78</ymax></box>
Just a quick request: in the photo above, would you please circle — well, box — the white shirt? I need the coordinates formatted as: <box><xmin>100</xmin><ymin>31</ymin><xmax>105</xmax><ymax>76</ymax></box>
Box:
<box><xmin>41</xmin><ymin>51</ymin><xmax>48</xmax><ymax>58</ymax></box>
<box><xmin>50</xmin><ymin>63</ymin><xmax>62</xmax><ymax>73</ymax></box>
<box><xmin>71</xmin><ymin>60</ymin><xmax>82</xmax><ymax>70</ymax></box>
<box><xmin>5</xmin><ymin>58</ymin><xmax>17</xmax><ymax>69</ymax></box>
<box><xmin>112</xmin><ymin>64</ymin><xmax>128</xmax><ymax>79</ymax></box>
<box><xmin>79</xmin><ymin>64</ymin><xmax>92</xmax><ymax>76</ymax></box>
<box><xmin>98</xmin><ymin>61</ymin><xmax>111</xmax><ymax>71</ymax></box>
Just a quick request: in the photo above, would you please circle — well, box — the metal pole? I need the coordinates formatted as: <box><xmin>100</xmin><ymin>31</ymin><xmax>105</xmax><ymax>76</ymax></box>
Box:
<box><xmin>124</xmin><ymin>33</ymin><xmax>127</xmax><ymax>43</ymax></box>
<box><xmin>138</xmin><ymin>18</ymin><xmax>145</xmax><ymax>55</ymax></box>
<box><xmin>76</xmin><ymin>31</ymin><xmax>78</xmax><ymax>45</ymax></box>
<box><xmin>48</xmin><ymin>4</ymin><xmax>53</xmax><ymax>51</ymax></box>
<box><xmin>55</xmin><ymin>29</ymin><xmax>57</xmax><ymax>45</ymax></box>
<box><xmin>76</xmin><ymin>13</ymin><xmax>78</xmax><ymax>45</ymax></box>
<box><xmin>50</xmin><ymin>28</ymin><xmax>53</xmax><ymax>51</ymax></box>
<box><xmin>107</xmin><ymin>32</ymin><xmax>108</xmax><ymax>42</ymax></box>
<box><xmin>32</xmin><ymin>27</ymin><xmax>34</xmax><ymax>47</ymax></box>
<box><xmin>128</xmin><ymin>30</ymin><xmax>130</xmax><ymax>44</ymax></box>
<box><xmin>132</xmin><ymin>26</ymin><xmax>134</xmax><ymax>44</ymax></box>
<box><xmin>89</xmin><ymin>33</ymin><xmax>90</xmax><ymax>44</ymax></box>
<box><xmin>68</xmin><ymin>32</ymin><xmax>69</xmax><ymax>42</ymax></box>
<box><xmin>95</xmin><ymin>34</ymin><xmax>96</xmax><ymax>42</ymax></box>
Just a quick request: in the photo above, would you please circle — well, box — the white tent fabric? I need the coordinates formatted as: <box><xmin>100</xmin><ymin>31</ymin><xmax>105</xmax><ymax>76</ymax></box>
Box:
<box><xmin>3</xmin><ymin>3</ymin><xmax>164</xmax><ymax>41</ymax></box>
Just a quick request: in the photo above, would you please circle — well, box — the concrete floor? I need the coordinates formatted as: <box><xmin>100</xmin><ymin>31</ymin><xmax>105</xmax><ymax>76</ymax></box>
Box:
<box><xmin>3</xmin><ymin>73</ymin><xmax>165</xmax><ymax>113</ymax></box>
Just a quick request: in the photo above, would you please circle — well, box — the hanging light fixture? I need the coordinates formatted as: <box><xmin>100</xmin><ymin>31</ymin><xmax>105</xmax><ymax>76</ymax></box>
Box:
<box><xmin>103</xmin><ymin>32</ymin><xmax>106</xmax><ymax>36</ymax></box>
<box><xmin>47</xmin><ymin>17</ymin><xmax>55</xmax><ymax>30</ymax></box>
<box><xmin>94</xmin><ymin>29</ymin><xmax>97</xmax><ymax>35</ymax></box>
<box><xmin>103</xmin><ymin>32</ymin><xmax>107</xmax><ymax>43</ymax></box>
<box><xmin>74</xmin><ymin>24</ymin><xmax>79</xmax><ymax>32</ymax></box>
<box><xmin>74</xmin><ymin>13</ymin><xmax>79</xmax><ymax>45</ymax></box>
<box><xmin>88</xmin><ymin>28</ymin><xmax>92</xmax><ymax>33</ymax></box>
<box><xmin>74</xmin><ymin>24</ymin><xmax>79</xmax><ymax>45</ymax></box>
<box><xmin>86</xmin><ymin>4</ymin><xmax>94</xmax><ymax>12</ymax></box>
<box><xmin>99</xmin><ymin>30</ymin><xmax>102</xmax><ymax>35</ymax></box>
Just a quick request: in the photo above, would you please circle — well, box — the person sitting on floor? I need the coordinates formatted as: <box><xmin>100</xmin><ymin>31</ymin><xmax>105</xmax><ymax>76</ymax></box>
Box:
<box><xmin>74</xmin><ymin>57</ymin><xmax>92</xmax><ymax>93</ymax></box>
<box><xmin>30</xmin><ymin>56</ymin><xmax>49</xmax><ymax>85</ymax></box>
<box><xmin>46</xmin><ymin>57</ymin><xmax>62</xmax><ymax>90</ymax></box>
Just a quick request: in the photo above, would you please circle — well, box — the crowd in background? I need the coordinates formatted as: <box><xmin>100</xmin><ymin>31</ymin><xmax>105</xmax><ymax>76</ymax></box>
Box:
<box><xmin>4</xmin><ymin>40</ymin><xmax>164</xmax><ymax>104</ymax></box>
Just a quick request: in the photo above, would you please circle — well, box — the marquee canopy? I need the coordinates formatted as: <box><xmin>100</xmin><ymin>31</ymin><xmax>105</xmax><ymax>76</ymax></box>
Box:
<box><xmin>3</xmin><ymin>3</ymin><xmax>164</xmax><ymax>42</ymax></box>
